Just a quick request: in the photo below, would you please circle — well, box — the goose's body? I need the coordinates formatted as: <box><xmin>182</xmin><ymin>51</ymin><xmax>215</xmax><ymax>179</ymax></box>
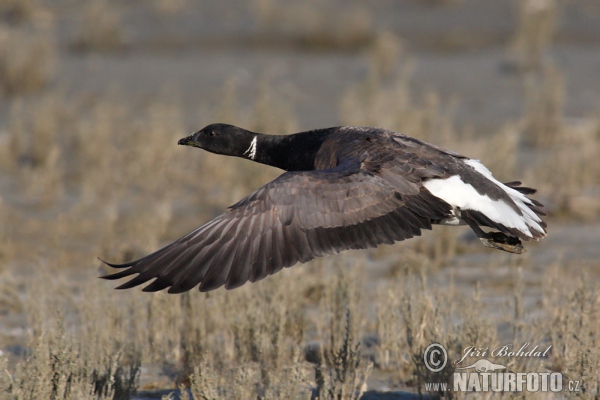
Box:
<box><xmin>102</xmin><ymin>124</ymin><xmax>546</xmax><ymax>293</ymax></box>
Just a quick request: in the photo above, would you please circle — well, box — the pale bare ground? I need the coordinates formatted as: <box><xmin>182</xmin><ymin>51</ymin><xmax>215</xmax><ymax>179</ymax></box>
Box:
<box><xmin>0</xmin><ymin>1</ymin><xmax>599</xmax><ymax>398</ymax></box>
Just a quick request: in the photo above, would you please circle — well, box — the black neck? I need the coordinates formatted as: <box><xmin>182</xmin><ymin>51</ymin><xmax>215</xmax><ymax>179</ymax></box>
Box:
<box><xmin>247</xmin><ymin>131</ymin><xmax>328</xmax><ymax>171</ymax></box>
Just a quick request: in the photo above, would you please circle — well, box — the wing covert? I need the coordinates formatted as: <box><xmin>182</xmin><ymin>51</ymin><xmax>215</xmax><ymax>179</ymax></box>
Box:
<box><xmin>101</xmin><ymin>157</ymin><xmax>452</xmax><ymax>292</ymax></box>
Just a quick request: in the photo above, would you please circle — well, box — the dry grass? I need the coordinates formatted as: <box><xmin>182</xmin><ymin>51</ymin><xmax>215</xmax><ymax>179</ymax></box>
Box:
<box><xmin>6</xmin><ymin>91</ymin><xmax>74</xmax><ymax>205</ymax></box>
<box><xmin>252</xmin><ymin>0</ymin><xmax>374</xmax><ymax>50</ymax></box>
<box><xmin>511</xmin><ymin>0</ymin><xmax>558</xmax><ymax>72</ymax></box>
<box><xmin>0</xmin><ymin>25</ymin><xmax>56</xmax><ymax>96</ymax></box>
<box><xmin>149</xmin><ymin>0</ymin><xmax>188</xmax><ymax>16</ymax></box>
<box><xmin>72</xmin><ymin>0</ymin><xmax>126</xmax><ymax>52</ymax></box>
<box><xmin>0</xmin><ymin>3</ymin><xmax>32</xmax><ymax>22</ymax></box>
<box><xmin>522</xmin><ymin>65</ymin><xmax>565</xmax><ymax>148</ymax></box>
<box><xmin>0</xmin><ymin>1</ymin><xmax>599</xmax><ymax>398</ymax></box>
<box><xmin>1</xmin><ymin>62</ymin><xmax>599</xmax><ymax>399</ymax></box>
<box><xmin>2</xmin><ymin>247</ymin><xmax>599</xmax><ymax>398</ymax></box>
<box><xmin>0</xmin><ymin>264</ymin><xmax>142</xmax><ymax>399</ymax></box>
<box><xmin>519</xmin><ymin>62</ymin><xmax>600</xmax><ymax>218</ymax></box>
<box><xmin>532</xmin><ymin>117</ymin><xmax>600</xmax><ymax>218</ymax></box>
<box><xmin>0</xmin><ymin>0</ymin><xmax>39</xmax><ymax>23</ymax></box>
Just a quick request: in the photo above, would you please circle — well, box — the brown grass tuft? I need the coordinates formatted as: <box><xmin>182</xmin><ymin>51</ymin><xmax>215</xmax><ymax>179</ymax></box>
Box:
<box><xmin>532</xmin><ymin>116</ymin><xmax>600</xmax><ymax>218</ymax></box>
<box><xmin>253</xmin><ymin>0</ymin><xmax>374</xmax><ymax>50</ymax></box>
<box><xmin>73</xmin><ymin>0</ymin><xmax>126</xmax><ymax>52</ymax></box>
<box><xmin>0</xmin><ymin>0</ymin><xmax>41</xmax><ymax>23</ymax></box>
<box><xmin>6</xmin><ymin>92</ymin><xmax>74</xmax><ymax>205</ymax></box>
<box><xmin>511</xmin><ymin>0</ymin><xmax>559</xmax><ymax>72</ymax></box>
<box><xmin>150</xmin><ymin>0</ymin><xmax>188</xmax><ymax>16</ymax></box>
<box><xmin>522</xmin><ymin>65</ymin><xmax>565</xmax><ymax>148</ymax></box>
<box><xmin>0</xmin><ymin>26</ymin><xmax>56</xmax><ymax>96</ymax></box>
<box><xmin>6</xmin><ymin>281</ymin><xmax>142</xmax><ymax>400</ymax></box>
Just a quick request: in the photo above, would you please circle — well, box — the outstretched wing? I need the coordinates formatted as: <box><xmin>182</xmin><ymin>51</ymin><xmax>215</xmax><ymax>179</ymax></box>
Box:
<box><xmin>101</xmin><ymin>158</ymin><xmax>452</xmax><ymax>293</ymax></box>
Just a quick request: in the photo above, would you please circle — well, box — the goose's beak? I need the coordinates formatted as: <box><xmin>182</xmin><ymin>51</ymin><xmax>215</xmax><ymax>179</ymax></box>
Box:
<box><xmin>178</xmin><ymin>136</ymin><xmax>193</xmax><ymax>146</ymax></box>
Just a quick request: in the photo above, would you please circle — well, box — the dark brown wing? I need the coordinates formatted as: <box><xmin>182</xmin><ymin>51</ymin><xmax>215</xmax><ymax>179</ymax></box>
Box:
<box><xmin>101</xmin><ymin>158</ymin><xmax>452</xmax><ymax>293</ymax></box>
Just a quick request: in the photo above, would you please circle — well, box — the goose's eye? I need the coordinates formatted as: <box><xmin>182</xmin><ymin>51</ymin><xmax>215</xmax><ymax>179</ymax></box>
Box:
<box><xmin>207</xmin><ymin>131</ymin><xmax>215</xmax><ymax>137</ymax></box>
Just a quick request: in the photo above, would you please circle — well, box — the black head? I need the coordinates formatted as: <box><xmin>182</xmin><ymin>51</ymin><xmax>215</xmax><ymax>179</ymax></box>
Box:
<box><xmin>178</xmin><ymin>123</ymin><xmax>255</xmax><ymax>157</ymax></box>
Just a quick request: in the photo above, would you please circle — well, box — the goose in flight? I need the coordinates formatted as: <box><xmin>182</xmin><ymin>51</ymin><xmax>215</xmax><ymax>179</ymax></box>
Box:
<box><xmin>101</xmin><ymin>124</ymin><xmax>546</xmax><ymax>293</ymax></box>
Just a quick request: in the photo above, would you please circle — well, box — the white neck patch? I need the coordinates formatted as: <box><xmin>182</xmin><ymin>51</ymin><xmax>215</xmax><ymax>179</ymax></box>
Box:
<box><xmin>244</xmin><ymin>136</ymin><xmax>258</xmax><ymax>160</ymax></box>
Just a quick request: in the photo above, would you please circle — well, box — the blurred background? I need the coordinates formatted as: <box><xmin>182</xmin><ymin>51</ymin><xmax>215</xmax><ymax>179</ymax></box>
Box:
<box><xmin>1</xmin><ymin>0</ymin><xmax>599</xmax><ymax>398</ymax></box>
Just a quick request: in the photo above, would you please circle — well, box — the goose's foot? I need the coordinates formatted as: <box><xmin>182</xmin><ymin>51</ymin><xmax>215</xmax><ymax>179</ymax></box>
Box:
<box><xmin>479</xmin><ymin>232</ymin><xmax>525</xmax><ymax>254</ymax></box>
<box><xmin>463</xmin><ymin>217</ymin><xmax>526</xmax><ymax>254</ymax></box>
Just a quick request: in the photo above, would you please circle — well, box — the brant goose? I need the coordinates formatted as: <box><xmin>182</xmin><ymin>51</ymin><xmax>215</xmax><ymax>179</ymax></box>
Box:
<box><xmin>102</xmin><ymin>124</ymin><xmax>546</xmax><ymax>293</ymax></box>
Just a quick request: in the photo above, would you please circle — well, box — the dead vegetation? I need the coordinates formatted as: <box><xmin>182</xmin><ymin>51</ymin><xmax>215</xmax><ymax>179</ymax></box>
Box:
<box><xmin>252</xmin><ymin>0</ymin><xmax>374</xmax><ymax>50</ymax></box>
<box><xmin>1</xmin><ymin>64</ymin><xmax>599</xmax><ymax>400</ymax></box>
<box><xmin>511</xmin><ymin>0</ymin><xmax>558</xmax><ymax>73</ymax></box>
<box><xmin>0</xmin><ymin>25</ymin><xmax>56</xmax><ymax>96</ymax></box>
<box><xmin>72</xmin><ymin>0</ymin><xmax>126</xmax><ymax>52</ymax></box>
<box><xmin>1</xmin><ymin>245</ymin><xmax>599</xmax><ymax>398</ymax></box>
<box><xmin>0</xmin><ymin>0</ymin><xmax>38</xmax><ymax>23</ymax></box>
<box><xmin>0</xmin><ymin>1</ymin><xmax>599</xmax><ymax>399</ymax></box>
